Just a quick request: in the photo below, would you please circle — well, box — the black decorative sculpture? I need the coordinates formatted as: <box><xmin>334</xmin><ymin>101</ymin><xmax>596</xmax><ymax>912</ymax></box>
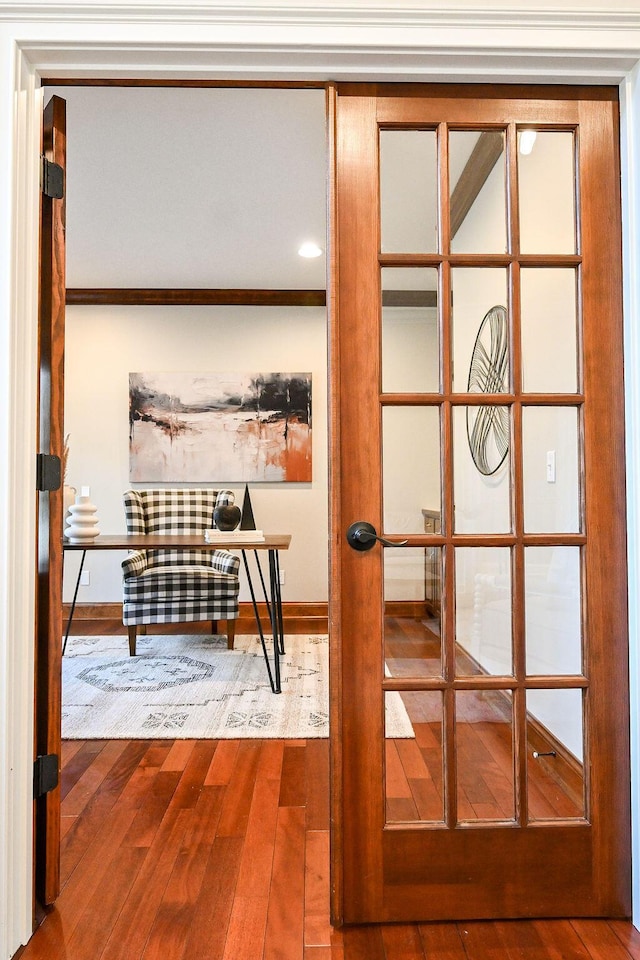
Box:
<box><xmin>240</xmin><ymin>484</ymin><xmax>257</xmax><ymax>530</ymax></box>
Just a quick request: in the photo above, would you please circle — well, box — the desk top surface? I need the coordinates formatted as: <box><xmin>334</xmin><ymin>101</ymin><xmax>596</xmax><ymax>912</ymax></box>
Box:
<box><xmin>62</xmin><ymin>533</ymin><xmax>291</xmax><ymax>551</ymax></box>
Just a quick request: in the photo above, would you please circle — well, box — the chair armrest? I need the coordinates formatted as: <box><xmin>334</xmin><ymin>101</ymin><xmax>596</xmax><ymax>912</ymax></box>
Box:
<box><xmin>210</xmin><ymin>550</ymin><xmax>241</xmax><ymax>577</ymax></box>
<box><xmin>122</xmin><ymin>550</ymin><xmax>149</xmax><ymax>578</ymax></box>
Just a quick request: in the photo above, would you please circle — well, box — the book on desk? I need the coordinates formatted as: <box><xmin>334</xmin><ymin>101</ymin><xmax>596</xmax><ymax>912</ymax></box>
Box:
<box><xmin>204</xmin><ymin>529</ymin><xmax>265</xmax><ymax>543</ymax></box>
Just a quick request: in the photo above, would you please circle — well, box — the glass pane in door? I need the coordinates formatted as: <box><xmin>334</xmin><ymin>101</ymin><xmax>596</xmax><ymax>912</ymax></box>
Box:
<box><xmin>383</xmin><ymin>406</ymin><xmax>441</xmax><ymax>534</ymax></box>
<box><xmin>455</xmin><ymin>547</ymin><xmax>512</xmax><ymax>677</ymax></box>
<box><xmin>519</xmin><ymin>131</ymin><xmax>576</xmax><ymax>254</ymax></box>
<box><xmin>453</xmin><ymin>405</ymin><xmax>511</xmax><ymax>533</ymax></box>
<box><xmin>525</xmin><ymin>546</ymin><xmax>582</xmax><ymax>676</ymax></box>
<box><xmin>380</xmin><ymin>130</ymin><xmax>438</xmax><ymax>253</ymax></box>
<box><xmin>521</xmin><ymin>268</ymin><xmax>579</xmax><ymax>393</ymax></box>
<box><xmin>384</xmin><ymin>546</ymin><xmax>442</xmax><ymax>679</ymax></box>
<box><xmin>382</xmin><ymin>267</ymin><xmax>439</xmax><ymax>393</ymax></box>
<box><xmin>522</xmin><ymin>406</ymin><xmax>580</xmax><ymax>533</ymax></box>
<box><xmin>451</xmin><ymin>268</ymin><xmax>509</xmax><ymax>393</ymax></box>
<box><xmin>386</xmin><ymin>690</ymin><xmax>444</xmax><ymax>823</ymax></box>
<box><xmin>456</xmin><ymin>689</ymin><xmax>515</xmax><ymax>822</ymax></box>
<box><xmin>449</xmin><ymin>130</ymin><xmax>507</xmax><ymax>253</ymax></box>
<box><xmin>526</xmin><ymin>688</ymin><xmax>585</xmax><ymax>820</ymax></box>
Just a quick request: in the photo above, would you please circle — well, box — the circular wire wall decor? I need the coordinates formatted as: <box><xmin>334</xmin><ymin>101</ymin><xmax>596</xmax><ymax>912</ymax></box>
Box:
<box><xmin>466</xmin><ymin>304</ymin><xmax>509</xmax><ymax>476</ymax></box>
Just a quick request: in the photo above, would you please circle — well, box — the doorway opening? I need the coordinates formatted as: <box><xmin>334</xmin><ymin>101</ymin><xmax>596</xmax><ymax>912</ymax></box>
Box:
<box><xmin>35</xmin><ymin>77</ymin><xmax>632</xmax><ymax>928</ymax></box>
<box><xmin>37</xmin><ymin>82</ymin><xmax>333</xmax><ymax>914</ymax></box>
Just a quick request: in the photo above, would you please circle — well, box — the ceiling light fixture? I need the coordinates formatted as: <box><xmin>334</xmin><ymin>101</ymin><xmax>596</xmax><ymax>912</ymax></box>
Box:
<box><xmin>298</xmin><ymin>241</ymin><xmax>323</xmax><ymax>258</ymax></box>
<box><xmin>519</xmin><ymin>129</ymin><xmax>537</xmax><ymax>155</ymax></box>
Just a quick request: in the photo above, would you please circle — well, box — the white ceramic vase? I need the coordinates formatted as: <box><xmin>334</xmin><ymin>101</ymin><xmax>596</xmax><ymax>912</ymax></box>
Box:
<box><xmin>63</xmin><ymin>484</ymin><xmax>76</xmax><ymax>532</ymax></box>
<box><xmin>65</xmin><ymin>489</ymin><xmax>100</xmax><ymax>543</ymax></box>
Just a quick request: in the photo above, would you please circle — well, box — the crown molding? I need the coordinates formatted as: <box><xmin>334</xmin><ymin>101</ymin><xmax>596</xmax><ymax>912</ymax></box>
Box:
<box><xmin>2</xmin><ymin>1</ymin><xmax>640</xmax><ymax>30</ymax></box>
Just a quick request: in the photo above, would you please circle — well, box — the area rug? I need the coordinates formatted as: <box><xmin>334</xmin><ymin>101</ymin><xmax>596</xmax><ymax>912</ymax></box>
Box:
<box><xmin>62</xmin><ymin>633</ymin><xmax>415</xmax><ymax>740</ymax></box>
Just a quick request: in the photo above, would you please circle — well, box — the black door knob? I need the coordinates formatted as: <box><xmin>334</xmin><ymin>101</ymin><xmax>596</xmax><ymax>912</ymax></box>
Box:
<box><xmin>346</xmin><ymin>521</ymin><xmax>408</xmax><ymax>551</ymax></box>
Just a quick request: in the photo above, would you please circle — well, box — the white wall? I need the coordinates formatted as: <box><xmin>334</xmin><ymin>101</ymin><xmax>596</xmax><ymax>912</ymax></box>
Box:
<box><xmin>63</xmin><ymin>304</ymin><xmax>328</xmax><ymax>604</ymax></box>
<box><xmin>51</xmin><ymin>84</ymin><xmax>329</xmax><ymax>609</ymax></box>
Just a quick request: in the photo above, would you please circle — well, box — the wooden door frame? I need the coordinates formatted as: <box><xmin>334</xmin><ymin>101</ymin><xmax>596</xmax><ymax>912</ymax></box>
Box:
<box><xmin>32</xmin><ymin>75</ymin><xmax>632</xmax><ymax>923</ymax></box>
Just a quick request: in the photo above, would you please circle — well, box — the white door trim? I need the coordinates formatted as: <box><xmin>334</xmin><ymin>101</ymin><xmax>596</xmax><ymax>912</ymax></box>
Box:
<box><xmin>2</xmin><ymin>6</ymin><xmax>640</xmax><ymax>953</ymax></box>
<box><xmin>620</xmin><ymin>61</ymin><xmax>640</xmax><ymax>930</ymax></box>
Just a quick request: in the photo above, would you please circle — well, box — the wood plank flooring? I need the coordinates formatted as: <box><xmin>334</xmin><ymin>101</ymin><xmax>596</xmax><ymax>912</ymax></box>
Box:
<box><xmin>15</xmin><ymin>617</ymin><xmax>640</xmax><ymax>959</ymax></box>
<box><xmin>13</xmin><ymin>736</ymin><xmax>640</xmax><ymax>960</ymax></box>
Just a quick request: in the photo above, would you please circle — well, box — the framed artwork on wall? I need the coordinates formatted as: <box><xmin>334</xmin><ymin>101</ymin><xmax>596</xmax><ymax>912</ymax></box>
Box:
<box><xmin>129</xmin><ymin>371</ymin><xmax>312</xmax><ymax>482</ymax></box>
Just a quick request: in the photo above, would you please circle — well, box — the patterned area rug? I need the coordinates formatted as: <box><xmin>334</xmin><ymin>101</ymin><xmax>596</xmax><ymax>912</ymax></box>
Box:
<box><xmin>62</xmin><ymin>634</ymin><xmax>414</xmax><ymax>740</ymax></box>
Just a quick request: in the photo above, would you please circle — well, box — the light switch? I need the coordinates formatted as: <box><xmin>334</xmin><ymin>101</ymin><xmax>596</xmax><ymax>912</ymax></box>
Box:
<box><xmin>546</xmin><ymin>450</ymin><xmax>556</xmax><ymax>483</ymax></box>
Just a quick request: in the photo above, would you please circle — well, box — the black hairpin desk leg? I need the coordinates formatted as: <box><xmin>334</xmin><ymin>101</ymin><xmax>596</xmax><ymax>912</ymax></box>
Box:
<box><xmin>62</xmin><ymin>548</ymin><xmax>86</xmax><ymax>656</ymax></box>
<box><xmin>241</xmin><ymin>549</ymin><xmax>283</xmax><ymax>694</ymax></box>
<box><xmin>268</xmin><ymin>550</ymin><xmax>285</xmax><ymax>657</ymax></box>
<box><xmin>267</xmin><ymin>550</ymin><xmax>283</xmax><ymax>692</ymax></box>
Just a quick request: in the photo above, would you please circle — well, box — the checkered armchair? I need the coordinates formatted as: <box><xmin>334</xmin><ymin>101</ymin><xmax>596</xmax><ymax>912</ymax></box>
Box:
<box><xmin>122</xmin><ymin>489</ymin><xmax>240</xmax><ymax>656</ymax></box>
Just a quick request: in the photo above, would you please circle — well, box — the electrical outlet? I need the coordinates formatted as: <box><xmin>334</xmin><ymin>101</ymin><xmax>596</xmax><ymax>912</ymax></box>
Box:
<box><xmin>80</xmin><ymin>570</ymin><xmax>90</xmax><ymax>586</ymax></box>
<box><xmin>279</xmin><ymin>569</ymin><xmax>286</xmax><ymax>586</ymax></box>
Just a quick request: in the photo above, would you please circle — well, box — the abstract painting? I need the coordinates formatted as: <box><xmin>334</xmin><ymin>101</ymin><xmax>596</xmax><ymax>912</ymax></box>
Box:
<box><xmin>129</xmin><ymin>372</ymin><xmax>312</xmax><ymax>482</ymax></box>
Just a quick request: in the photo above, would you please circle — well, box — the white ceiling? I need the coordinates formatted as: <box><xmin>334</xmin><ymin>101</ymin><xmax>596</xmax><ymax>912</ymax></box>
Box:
<box><xmin>45</xmin><ymin>86</ymin><xmax>328</xmax><ymax>289</ymax></box>
<box><xmin>44</xmin><ymin>85</ymin><xmax>490</xmax><ymax>294</ymax></box>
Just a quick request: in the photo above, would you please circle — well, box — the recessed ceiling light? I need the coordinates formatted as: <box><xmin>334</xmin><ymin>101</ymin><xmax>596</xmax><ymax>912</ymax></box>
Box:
<box><xmin>298</xmin><ymin>242</ymin><xmax>323</xmax><ymax>258</ymax></box>
<box><xmin>519</xmin><ymin>130</ymin><xmax>537</xmax><ymax>155</ymax></box>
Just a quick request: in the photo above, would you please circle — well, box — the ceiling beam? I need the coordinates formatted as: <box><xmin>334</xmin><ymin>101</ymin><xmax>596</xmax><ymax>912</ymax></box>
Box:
<box><xmin>65</xmin><ymin>288</ymin><xmax>327</xmax><ymax>307</ymax></box>
<box><xmin>381</xmin><ymin>290</ymin><xmax>437</xmax><ymax>307</ymax></box>
<box><xmin>450</xmin><ymin>131</ymin><xmax>504</xmax><ymax>239</ymax></box>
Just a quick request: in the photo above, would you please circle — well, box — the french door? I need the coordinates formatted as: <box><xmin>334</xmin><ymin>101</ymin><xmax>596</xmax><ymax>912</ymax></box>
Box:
<box><xmin>35</xmin><ymin>94</ymin><xmax>66</xmax><ymax>906</ymax></box>
<box><xmin>329</xmin><ymin>84</ymin><xmax>630</xmax><ymax>923</ymax></box>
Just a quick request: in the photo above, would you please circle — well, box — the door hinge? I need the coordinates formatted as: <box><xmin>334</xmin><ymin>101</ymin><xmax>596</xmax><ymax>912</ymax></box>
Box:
<box><xmin>36</xmin><ymin>453</ymin><xmax>61</xmax><ymax>492</ymax></box>
<box><xmin>33</xmin><ymin>754</ymin><xmax>59</xmax><ymax>798</ymax></box>
<box><xmin>41</xmin><ymin>156</ymin><xmax>64</xmax><ymax>199</ymax></box>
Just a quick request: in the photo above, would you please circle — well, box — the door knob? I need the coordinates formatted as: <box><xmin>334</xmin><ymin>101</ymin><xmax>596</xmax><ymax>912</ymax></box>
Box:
<box><xmin>346</xmin><ymin>521</ymin><xmax>408</xmax><ymax>552</ymax></box>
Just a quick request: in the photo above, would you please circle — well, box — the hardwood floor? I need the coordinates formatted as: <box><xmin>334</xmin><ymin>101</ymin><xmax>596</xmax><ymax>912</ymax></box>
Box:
<box><xmin>15</xmin><ymin>618</ymin><xmax>640</xmax><ymax>959</ymax></box>
<box><xmin>13</xmin><ymin>736</ymin><xmax>640</xmax><ymax>960</ymax></box>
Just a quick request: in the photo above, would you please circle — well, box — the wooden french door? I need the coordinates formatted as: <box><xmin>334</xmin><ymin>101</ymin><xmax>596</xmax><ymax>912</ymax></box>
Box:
<box><xmin>35</xmin><ymin>94</ymin><xmax>66</xmax><ymax>906</ymax></box>
<box><xmin>329</xmin><ymin>84</ymin><xmax>630</xmax><ymax>924</ymax></box>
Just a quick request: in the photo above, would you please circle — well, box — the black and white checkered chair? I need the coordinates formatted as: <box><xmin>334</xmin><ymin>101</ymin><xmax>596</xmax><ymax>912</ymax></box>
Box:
<box><xmin>122</xmin><ymin>489</ymin><xmax>240</xmax><ymax>656</ymax></box>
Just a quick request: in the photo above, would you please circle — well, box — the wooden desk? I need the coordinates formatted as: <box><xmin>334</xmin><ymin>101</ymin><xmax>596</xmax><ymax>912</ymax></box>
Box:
<box><xmin>63</xmin><ymin>533</ymin><xmax>291</xmax><ymax>693</ymax></box>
